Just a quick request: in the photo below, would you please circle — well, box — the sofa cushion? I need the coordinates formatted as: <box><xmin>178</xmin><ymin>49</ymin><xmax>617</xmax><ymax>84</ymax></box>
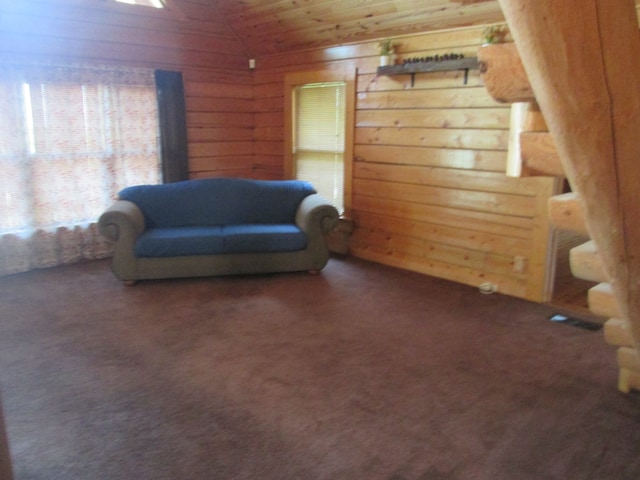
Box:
<box><xmin>222</xmin><ymin>224</ymin><xmax>307</xmax><ymax>254</ymax></box>
<box><xmin>119</xmin><ymin>178</ymin><xmax>316</xmax><ymax>228</ymax></box>
<box><xmin>135</xmin><ymin>226</ymin><xmax>226</xmax><ymax>257</ymax></box>
<box><xmin>134</xmin><ymin>225</ymin><xmax>307</xmax><ymax>257</ymax></box>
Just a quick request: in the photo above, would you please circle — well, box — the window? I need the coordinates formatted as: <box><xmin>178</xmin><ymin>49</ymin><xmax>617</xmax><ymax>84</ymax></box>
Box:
<box><xmin>294</xmin><ymin>82</ymin><xmax>346</xmax><ymax>213</ymax></box>
<box><xmin>285</xmin><ymin>70</ymin><xmax>355</xmax><ymax>217</ymax></box>
<box><xmin>0</xmin><ymin>62</ymin><xmax>160</xmax><ymax>275</ymax></box>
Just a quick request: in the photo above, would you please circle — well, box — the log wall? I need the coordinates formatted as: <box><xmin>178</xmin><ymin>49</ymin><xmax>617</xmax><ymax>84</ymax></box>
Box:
<box><xmin>254</xmin><ymin>26</ymin><xmax>558</xmax><ymax>301</ymax></box>
<box><xmin>0</xmin><ymin>0</ymin><xmax>254</xmax><ymax>179</ymax></box>
<box><xmin>0</xmin><ymin>2</ymin><xmax>559</xmax><ymax>301</ymax></box>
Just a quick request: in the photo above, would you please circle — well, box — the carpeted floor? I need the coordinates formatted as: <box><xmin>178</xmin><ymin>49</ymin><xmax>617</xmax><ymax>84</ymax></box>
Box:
<box><xmin>0</xmin><ymin>256</ymin><xmax>639</xmax><ymax>480</ymax></box>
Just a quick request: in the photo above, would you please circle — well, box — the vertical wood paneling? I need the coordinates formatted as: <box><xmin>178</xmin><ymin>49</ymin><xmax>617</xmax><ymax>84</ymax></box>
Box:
<box><xmin>0</xmin><ymin>0</ymin><xmax>254</xmax><ymax>180</ymax></box>
<box><xmin>254</xmin><ymin>26</ymin><xmax>557</xmax><ymax>301</ymax></box>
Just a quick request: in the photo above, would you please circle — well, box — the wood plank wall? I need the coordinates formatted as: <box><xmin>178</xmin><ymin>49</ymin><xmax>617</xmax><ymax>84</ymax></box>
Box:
<box><xmin>253</xmin><ymin>26</ymin><xmax>558</xmax><ymax>301</ymax></box>
<box><xmin>0</xmin><ymin>0</ymin><xmax>254</xmax><ymax>180</ymax></box>
<box><xmin>0</xmin><ymin>1</ymin><xmax>559</xmax><ymax>301</ymax></box>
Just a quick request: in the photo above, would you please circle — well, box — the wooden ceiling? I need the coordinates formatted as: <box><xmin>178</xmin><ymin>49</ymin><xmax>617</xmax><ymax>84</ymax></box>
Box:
<box><xmin>169</xmin><ymin>0</ymin><xmax>506</xmax><ymax>57</ymax></box>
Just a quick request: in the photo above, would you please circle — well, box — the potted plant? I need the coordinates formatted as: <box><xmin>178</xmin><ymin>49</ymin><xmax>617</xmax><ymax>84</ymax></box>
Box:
<box><xmin>378</xmin><ymin>39</ymin><xmax>397</xmax><ymax>66</ymax></box>
<box><xmin>481</xmin><ymin>25</ymin><xmax>509</xmax><ymax>45</ymax></box>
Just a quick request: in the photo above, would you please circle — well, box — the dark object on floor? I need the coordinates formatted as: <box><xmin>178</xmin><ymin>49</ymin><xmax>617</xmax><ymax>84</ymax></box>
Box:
<box><xmin>549</xmin><ymin>313</ymin><xmax>603</xmax><ymax>331</ymax></box>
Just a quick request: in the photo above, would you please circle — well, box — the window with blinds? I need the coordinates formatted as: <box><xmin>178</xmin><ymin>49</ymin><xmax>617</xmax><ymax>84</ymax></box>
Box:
<box><xmin>293</xmin><ymin>82</ymin><xmax>346</xmax><ymax>214</ymax></box>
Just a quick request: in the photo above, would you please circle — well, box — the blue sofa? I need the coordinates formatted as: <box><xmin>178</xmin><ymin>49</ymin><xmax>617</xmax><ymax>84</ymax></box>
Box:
<box><xmin>98</xmin><ymin>178</ymin><xmax>339</xmax><ymax>283</ymax></box>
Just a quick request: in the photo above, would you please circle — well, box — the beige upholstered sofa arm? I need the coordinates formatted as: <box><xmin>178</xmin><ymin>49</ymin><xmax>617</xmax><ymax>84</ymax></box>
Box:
<box><xmin>295</xmin><ymin>194</ymin><xmax>339</xmax><ymax>236</ymax></box>
<box><xmin>98</xmin><ymin>200</ymin><xmax>146</xmax><ymax>281</ymax></box>
<box><xmin>98</xmin><ymin>200</ymin><xmax>146</xmax><ymax>241</ymax></box>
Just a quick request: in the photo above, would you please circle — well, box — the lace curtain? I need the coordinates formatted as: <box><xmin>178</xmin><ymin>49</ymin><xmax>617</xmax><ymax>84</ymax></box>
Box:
<box><xmin>0</xmin><ymin>61</ymin><xmax>161</xmax><ymax>276</ymax></box>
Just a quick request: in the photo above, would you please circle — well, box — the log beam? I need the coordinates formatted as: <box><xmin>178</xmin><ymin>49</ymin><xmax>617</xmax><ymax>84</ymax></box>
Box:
<box><xmin>497</xmin><ymin>0</ymin><xmax>640</xmax><ymax>354</ymax></box>
<box><xmin>520</xmin><ymin>132</ymin><xmax>564</xmax><ymax>177</ymax></box>
<box><xmin>570</xmin><ymin>240</ymin><xmax>606</xmax><ymax>283</ymax></box>
<box><xmin>589</xmin><ymin>282</ymin><xmax>622</xmax><ymax>318</ymax></box>
<box><xmin>477</xmin><ymin>43</ymin><xmax>534</xmax><ymax>103</ymax></box>
<box><xmin>548</xmin><ymin>192</ymin><xmax>588</xmax><ymax>235</ymax></box>
<box><xmin>522</xmin><ymin>101</ymin><xmax>547</xmax><ymax>132</ymax></box>
<box><xmin>605</xmin><ymin>318</ymin><xmax>634</xmax><ymax>348</ymax></box>
<box><xmin>617</xmin><ymin>347</ymin><xmax>640</xmax><ymax>393</ymax></box>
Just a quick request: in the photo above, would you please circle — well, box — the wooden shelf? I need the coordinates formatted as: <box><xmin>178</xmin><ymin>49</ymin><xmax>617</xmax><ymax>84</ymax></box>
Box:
<box><xmin>377</xmin><ymin>57</ymin><xmax>479</xmax><ymax>86</ymax></box>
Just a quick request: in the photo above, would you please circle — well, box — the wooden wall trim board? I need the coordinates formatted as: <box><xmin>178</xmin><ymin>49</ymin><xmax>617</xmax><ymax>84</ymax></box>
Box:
<box><xmin>282</xmin><ymin>68</ymin><xmax>356</xmax><ymax>217</ymax></box>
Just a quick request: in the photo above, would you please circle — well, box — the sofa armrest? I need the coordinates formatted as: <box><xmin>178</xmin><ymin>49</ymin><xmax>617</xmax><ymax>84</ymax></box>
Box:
<box><xmin>295</xmin><ymin>194</ymin><xmax>339</xmax><ymax>235</ymax></box>
<box><xmin>98</xmin><ymin>200</ymin><xmax>146</xmax><ymax>281</ymax></box>
<box><xmin>98</xmin><ymin>200</ymin><xmax>146</xmax><ymax>242</ymax></box>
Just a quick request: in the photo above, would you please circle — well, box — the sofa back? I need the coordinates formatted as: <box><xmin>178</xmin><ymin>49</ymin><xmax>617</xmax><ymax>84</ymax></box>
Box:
<box><xmin>118</xmin><ymin>178</ymin><xmax>316</xmax><ymax>228</ymax></box>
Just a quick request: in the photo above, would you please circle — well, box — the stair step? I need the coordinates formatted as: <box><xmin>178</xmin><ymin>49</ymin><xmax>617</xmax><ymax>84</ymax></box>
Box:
<box><xmin>478</xmin><ymin>43</ymin><xmax>535</xmax><ymax>103</ymax></box>
<box><xmin>616</xmin><ymin>347</ymin><xmax>640</xmax><ymax>393</ymax></box>
<box><xmin>588</xmin><ymin>282</ymin><xmax>621</xmax><ymax>318</ymax></box>
<box><xmin>548</xmin><ymin>192</ymin><xmax>588</xmax><ymax>235</ymax></box>
<box><xmin>522</xmin><ymin>101</ymin><xmax>548</xmax><ymax>132</ymax></box>
<box><xmin>618</xmin><ymin>367</ymin><xmax>640</xmax><ymax>393</ymax></box>
<box><xmin>570</xmin><ymin>240</ymin><xmax>606</xmax><ymax>282</ymax></box>
<box><xmin>520</xmin><ymin>132</ymin><xmax>565</xmax><ymax>177</ymax></box>
<box><xmin>604</xmin><ymin>318</ymin><xmax>633</xmax><ymax>347</ymax></box>
<box><xmin>617</xmin><ymin>346</ymin><xmax>640</xmax><ymax>370</ymax></box>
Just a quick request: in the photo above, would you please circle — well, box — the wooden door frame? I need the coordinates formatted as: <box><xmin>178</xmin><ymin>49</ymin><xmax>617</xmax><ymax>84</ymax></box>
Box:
<box><xmin>283</xmin><ymin>68</ymin><xmax>356</xmax><ymax>219</ymax></box>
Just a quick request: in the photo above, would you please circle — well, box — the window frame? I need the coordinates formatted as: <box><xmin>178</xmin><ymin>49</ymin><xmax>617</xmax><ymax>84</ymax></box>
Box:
<box><xmin>284</xmin><ymin>69</ymin><xmax>355</xmax><ymax>219</ymax></box>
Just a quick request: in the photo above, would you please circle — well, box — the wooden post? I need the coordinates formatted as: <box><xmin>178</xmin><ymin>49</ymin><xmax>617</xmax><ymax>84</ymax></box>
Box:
<box><xmin>496</xmin><ymin>0</ymin><xmax>640</xmax><ymax>352</ymax></box>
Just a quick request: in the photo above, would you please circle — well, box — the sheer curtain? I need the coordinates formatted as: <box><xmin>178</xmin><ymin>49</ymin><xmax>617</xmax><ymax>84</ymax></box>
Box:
<box><xmin>0</xmin><ymin>61</ymin><xmax>161</xmax><ymax>276</ymax></box>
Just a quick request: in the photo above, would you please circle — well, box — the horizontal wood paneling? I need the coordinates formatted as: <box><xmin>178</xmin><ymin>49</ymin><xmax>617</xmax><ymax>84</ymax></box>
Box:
<box><xmin>354</xmin><ymin>145</ymin><xmax>507</xmax><ymax>172</ymax></box>
<box><xmin>351</xmin><ymin>195</ymin><xmax>532</xmax><ymax>241</ymax></box>
<box><xmin>0</xmin><ymin>0</ymin><xmax>255</xmax><ymax>180</ymax></box>
<box><xmin>355</xmin><ymin>126</ymin><xmax>509</xmax><ymax>150</ymax></box>
<box><xmin>353</xmin><ymin>178</ymin><xmax>536</xmax><ymax>217</ymax></box>
<box><xmin>354</xmin><ymin>163</ymin><xmax>541</xmax><ymax>196</ymax></box>
<box><xmin>254</xmin><ymin>25</ymin><xmax>557</xmax><ymax>301</ymax></box>
<box><xmin>355</xmin><ymin>107</ymin><xmax>510</xmax><ymax>130</ymax></box>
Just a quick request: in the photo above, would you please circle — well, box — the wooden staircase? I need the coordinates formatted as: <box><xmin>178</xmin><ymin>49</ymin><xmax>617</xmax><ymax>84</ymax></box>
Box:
<box><xmin>478</xmin><ymin>26</ymin><xmax>640</xmax><ymax>393</ymax></box>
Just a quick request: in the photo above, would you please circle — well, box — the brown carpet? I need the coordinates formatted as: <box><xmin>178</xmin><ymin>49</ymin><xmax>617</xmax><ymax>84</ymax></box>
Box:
<box><xmin>0</xmin><ymin>257</ymin><xmax>639</xmax><ymax>480</ymax></box>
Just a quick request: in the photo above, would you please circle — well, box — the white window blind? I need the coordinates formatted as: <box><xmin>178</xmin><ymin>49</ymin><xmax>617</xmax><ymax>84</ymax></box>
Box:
<box><xmin>294</xmin><ymin>82</ymin><xmax>346</xmax><ymax>214</ymax></box>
